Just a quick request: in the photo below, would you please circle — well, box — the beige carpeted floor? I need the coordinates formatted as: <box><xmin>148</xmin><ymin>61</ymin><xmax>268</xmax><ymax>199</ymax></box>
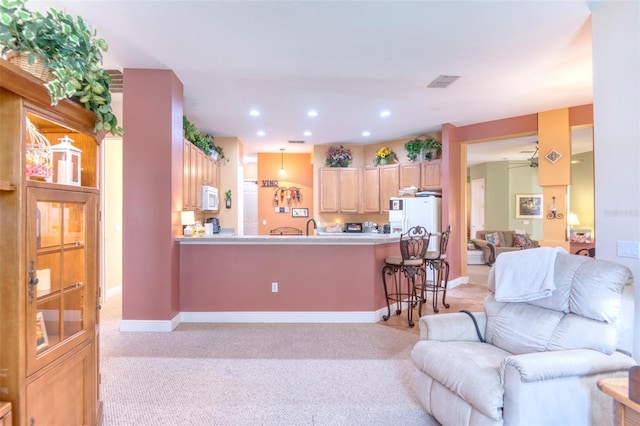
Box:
<box><xmin>100</xmin><ymin>266</ymin><xmax>490</xmax><ymax>425</ymax></box>
<box><xmin>100</xmin><ymin>294</ymin><xmax>442</xmax><ymax>425</ymax></box>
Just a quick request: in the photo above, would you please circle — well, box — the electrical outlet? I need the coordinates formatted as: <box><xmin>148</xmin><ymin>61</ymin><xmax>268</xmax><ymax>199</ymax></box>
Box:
<box><xmin>271</xmin><ymin>282</ymin><xmax>278</xmax><ymax>293</ymax></box>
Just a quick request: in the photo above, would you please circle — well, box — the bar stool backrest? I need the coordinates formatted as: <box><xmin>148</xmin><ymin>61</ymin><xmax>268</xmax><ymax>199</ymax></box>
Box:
<box><xmin>438</xmin><ymin>225</ymin><xmax>452</xmax><ymax>259</ymax></box>
<box><xmin>400</xmin><ymin>226</ymin><xmax>430</xmax><ymax>262</ymax></box>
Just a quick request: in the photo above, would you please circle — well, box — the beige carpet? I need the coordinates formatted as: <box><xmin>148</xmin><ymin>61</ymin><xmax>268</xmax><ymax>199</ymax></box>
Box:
<box><xmin>100</xmin><ymin>294</ymin><xmax>440</xmax><ymax>425</ymax></box>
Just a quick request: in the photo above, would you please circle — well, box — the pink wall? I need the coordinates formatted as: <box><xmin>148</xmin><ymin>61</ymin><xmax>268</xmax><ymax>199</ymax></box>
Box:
<box><xmin>179</xmin><ymin>242</ymin><xmax>396</xmax><ymax>313</ymax></box>
<box><xmin>122</xmin><ymin>69</ymin><xmax>183</xmax><ymax>320</ymax></box>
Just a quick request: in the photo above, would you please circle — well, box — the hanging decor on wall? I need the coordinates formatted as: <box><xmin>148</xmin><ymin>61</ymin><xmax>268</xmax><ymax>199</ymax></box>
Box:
<box><xmin>273</xmin><ymin>187</ymin><xmax>302</xmax><ymax>206</ymax></box>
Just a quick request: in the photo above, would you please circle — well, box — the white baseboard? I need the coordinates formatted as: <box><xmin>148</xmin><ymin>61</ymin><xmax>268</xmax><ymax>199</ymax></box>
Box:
<box><xmin>180</xmin><ymin>311</ymin><xmax>380</xmax><ymax>324</ymax></box>
<box><xmin>120</xmin><ymin>313</ymin><xmax>180</xmax><ymax>332</ymax></box>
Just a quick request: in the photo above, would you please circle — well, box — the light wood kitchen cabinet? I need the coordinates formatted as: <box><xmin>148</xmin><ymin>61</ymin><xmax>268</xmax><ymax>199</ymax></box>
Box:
<box><xmin>399</xmin><ymin>163</ymin><xmax>421</xmax><ymax>189</ymax></box>
<box><xmin>421</xmin><ymin>160</ymin><xmax>442</xmax><ymax>190</ymax></box>
<box><xmin>183</xmin><ymin>139</ymin><xmax>219</xmax><ymax>211</ymax></box>
<box><xmin>362</xmin><ymin>167</ymin><xmax>380</xmax><ymax>213</ymax></box>
<box><xmin>379</xmin><ymin>164</ymin><xmax>400</xmax><ymax>213</ymax></box>
<box><xmin>319</xmin><ymin>167</ymin><xmax>359</xmax><ymax>213</ymax></box>
<box><xmin>400</xmin><ymin>161</ymin><xmax>442</xmax><ymax>191</ymax></box>
<box><xmin>0</xmin><ymin>59</ymin><xmax>101</xmax><ymax>425</ymax></box>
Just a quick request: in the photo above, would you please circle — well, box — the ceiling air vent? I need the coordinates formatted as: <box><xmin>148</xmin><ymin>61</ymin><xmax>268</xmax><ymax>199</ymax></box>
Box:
<box><xmin>427</xmin><ymin>75</ymin><xmax>461</xmax><ymax>89</ymax></box>
<box><xmin>288</xmin><ymin>140</ymin><xmax>305</xmax><ymax>144</ymax></box>
<box><xmin>106</xmin><ymin>69</ymin><xmax>123</xmax><ymax>93</ymax></box>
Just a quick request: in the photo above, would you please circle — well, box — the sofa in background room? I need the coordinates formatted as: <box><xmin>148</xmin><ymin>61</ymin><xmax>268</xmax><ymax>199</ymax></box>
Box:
<box><xmin>471</xmin><ymin>230</ymin><xmax>539</xmax><ymax>265</ymax></box>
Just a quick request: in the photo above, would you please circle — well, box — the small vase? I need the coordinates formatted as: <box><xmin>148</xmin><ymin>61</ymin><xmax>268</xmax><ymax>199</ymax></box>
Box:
<box><xmin>226</xmin><ymin>198</ymin><xmax>231</xmax><ymax>209</ymax></box>
<box><xmin>378</xmin><ymin>158</ymin><xmax>388</xmax><ymax>165</ymax></box>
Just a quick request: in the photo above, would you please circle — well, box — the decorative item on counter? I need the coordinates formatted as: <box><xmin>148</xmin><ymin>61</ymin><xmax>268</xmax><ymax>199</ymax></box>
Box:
<box><xmin>225</xmin><ymin>190</ymin><xmax>232</xmax><ymax>209</ymax></box>
<box><xmin>373</xmin><ymin>147</ymin><xmax>398</xmax><ymax>166</ymax></box>
<box><xmin>181</xmin><ymin>211</ymin><xmax>195</xmax><ymax>237</ymax></box>
<box><xmin>50</xmin><ymin>135</ymin><xmax>82</xmax><ymax>186</ymax></box>
<box><xmin>325</xmin><ymin>145</ymin><xmax>353</xmax><ymax>167</ymax></box>
<box><xmin>274</xmin><ymin>191</ymin><xmax>279</xmax><ymax>205</ymax></box>
<box><xmin>25</xmin><ymin>118</ymin><xmax>53</xmax><ymax>181</ymax></box>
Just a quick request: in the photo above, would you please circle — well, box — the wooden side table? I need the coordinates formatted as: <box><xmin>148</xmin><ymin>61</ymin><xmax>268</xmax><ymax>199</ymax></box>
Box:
<box><xmin>598</xmin><ymin>378</ymin><xmax>640</xmax><ymax>426</ymax></box>
<box><xmin>0</xmin><ymin>402</ymin><xmax>11</xmax><ymax>426</ymax></box>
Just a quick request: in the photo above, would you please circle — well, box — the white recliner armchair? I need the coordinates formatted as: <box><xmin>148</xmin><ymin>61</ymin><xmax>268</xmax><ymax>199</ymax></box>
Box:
<box><xmin>411</xmin><ymin>248</ymin><xmax>636</xmax><ymax>426</ymax></box>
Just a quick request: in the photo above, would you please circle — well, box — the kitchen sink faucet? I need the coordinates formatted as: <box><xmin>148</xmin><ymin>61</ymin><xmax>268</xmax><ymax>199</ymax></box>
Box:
<box><xmin>306</xmin><ymin>218</ymin><xmax>317</xmax><ymax>236</ymax></box>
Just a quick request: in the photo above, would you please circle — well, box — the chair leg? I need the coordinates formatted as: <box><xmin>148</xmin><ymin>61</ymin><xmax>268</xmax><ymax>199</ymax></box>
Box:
<box><xmin>381</xmin><ymin>265</ymin><xmax>393</xmax><ymax>321</ymax></box>
<box><xmin>407</xmin><ymin>273</ymin><xmax>415</xmax><ymax>327</ymax></box>
<box><xmin>441</xmin><ymin>260</ymin><xmax>451</xmax><ymax>309</ymax></box>
<box><xmin>432</xmin><ymin>263</ymin><xmax>440</xmax><ymax>314</ymax></box>
<box><xmin>417</xmin><ymin>265</ymin><xmax>427</xmax><ymax>317</ymax></box>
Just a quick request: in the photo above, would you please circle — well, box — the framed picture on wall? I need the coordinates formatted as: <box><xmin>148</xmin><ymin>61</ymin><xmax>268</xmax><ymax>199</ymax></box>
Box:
<box><xmin>515</xmin><ymin>194</ymin><xmax>543</xmax><ymax>219</ymax></box>
<box><xmin>292</xmin><ymin>208</ymin><xmax>308</xmax><ymax>218</ymax></box>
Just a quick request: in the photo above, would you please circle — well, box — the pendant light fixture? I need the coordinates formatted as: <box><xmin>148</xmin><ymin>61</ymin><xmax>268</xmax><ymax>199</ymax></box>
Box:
<box><xmin>279</xmin><ymin>148</ymin><xmax>286</xmax><ymax>175</ymax></box>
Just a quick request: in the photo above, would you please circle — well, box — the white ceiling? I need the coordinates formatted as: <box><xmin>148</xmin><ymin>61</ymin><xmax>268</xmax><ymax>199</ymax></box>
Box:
<box><xmin>32</xmin><ymin>0</ymin><xmax>595</xmax><ymax>163</ymax></box>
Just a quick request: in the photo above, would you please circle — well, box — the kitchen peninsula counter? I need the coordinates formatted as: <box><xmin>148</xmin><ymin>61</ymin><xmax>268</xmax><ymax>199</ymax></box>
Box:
<box><xmin>176</xmin><ymin>233</ymin><xmax>399</xmax><ymax>245</ymax></box>
<box><xmin>177</xmin><ymin>233</ymin><xmax>400</xmax><ymax>323</ymax></box>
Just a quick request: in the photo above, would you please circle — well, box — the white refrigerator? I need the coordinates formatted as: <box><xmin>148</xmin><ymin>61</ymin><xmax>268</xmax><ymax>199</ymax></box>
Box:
<box><xmin>389</xmin><ymin>195</ymin><xmax>442</xmax><ymax>250</ymax></box>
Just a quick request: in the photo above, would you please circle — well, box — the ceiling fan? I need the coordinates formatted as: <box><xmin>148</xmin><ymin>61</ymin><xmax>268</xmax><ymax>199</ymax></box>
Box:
<box><xmin>509</xmin><ymin>144</ymin><xmax>539</xmax><ymax>169</ymax></box>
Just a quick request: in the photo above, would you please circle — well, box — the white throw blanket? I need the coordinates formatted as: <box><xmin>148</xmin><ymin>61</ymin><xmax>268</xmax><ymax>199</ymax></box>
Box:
<box><xmin>494</xmin><ymin>246</ymin><xmax>567</xmax><ymax>302</ymax></box>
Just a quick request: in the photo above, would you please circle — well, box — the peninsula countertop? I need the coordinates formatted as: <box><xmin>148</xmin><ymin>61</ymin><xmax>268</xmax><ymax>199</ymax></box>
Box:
<box><xmin>176</xmin><ymin>232</ymin><xmax>400</xmax><ymax>245</ymax></box>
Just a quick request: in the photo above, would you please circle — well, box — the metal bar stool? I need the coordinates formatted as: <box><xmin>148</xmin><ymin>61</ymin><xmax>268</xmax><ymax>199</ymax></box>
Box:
<box><xmin>420</xmin><ymin>225</ymin><xmax>452</xmax><ymax>314</ymax></box>
<box><xmin>381</xmin><ymin>226</ymin><xmax>430</xmax><ymax>327</ymax></box>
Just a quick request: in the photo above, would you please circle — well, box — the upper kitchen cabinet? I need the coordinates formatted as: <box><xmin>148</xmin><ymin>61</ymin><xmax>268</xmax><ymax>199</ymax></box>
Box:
<box><xmin>183</xmin><ymin>139</ymin><xmax>219</xmax><ymax>211</ymax></box>
<box><xmin>0</xmin><ymin>59</ymin><xmax>101</xmax><ymax>426</ymax></box>
<box><xmin>399</xmin><ymin>163</ymin><xmax>421</xmax><ymax>189</ymax></box>
<box><xmin>319</xmin><ymin>167</ymin><xmax>359</xmax><ymax>213</ymax></box>
<box><xmin>400</xmin><ymin>161</ymin><xmax>442</xmax><ymax>191</ymax></box>
<box><xmin>379</xmin><ymin>164</ymin><xmax>400</xmax><ymax>213</ymax></box>
<box><xmin>421</xmin><ymin>160</ymin><xmax>442</xmax><ymax>190</ymax></box>
<box><xmin>362</xmin><ymin>167</ymin><xmax>380</xmax><ymax>213</ymax></box>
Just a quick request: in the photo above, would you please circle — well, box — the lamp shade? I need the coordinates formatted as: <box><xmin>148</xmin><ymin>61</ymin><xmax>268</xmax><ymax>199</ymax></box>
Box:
<box><xmin>567</xmin><ymin>212</ymin><xmax>581</xmax><ymax>227</ymax></box>
<box><xmin>181</xmin><ymin>211</ymin><xmax>195</xmax><ymax>225</ymax></box>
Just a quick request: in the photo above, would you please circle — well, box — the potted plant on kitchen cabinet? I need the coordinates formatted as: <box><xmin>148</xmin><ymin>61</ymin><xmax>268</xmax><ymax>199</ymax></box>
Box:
<box><xmin>404</xmin><ymin>138</ymin><xmax>426</xmax><ymax>162</ymax></box>
<box><xmin>0</xmin><ymin>0</ymin><xmax>123</xmax><ymax>136</ymax></box>
<box><xmin>424</xmin><ymin>136</ymin><xmax>442</xmax><ymax>160</ymax></box>
<box><xmin>404</xmin><ymin>136</ymin><xmax>442</xmax><ymax>161</ymax></box>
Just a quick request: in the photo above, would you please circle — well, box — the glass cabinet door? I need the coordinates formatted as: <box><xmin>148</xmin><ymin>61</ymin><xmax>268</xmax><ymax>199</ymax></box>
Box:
<box><xmin>27</xmin><ymin>187</ymin><xmax>97</xmax><ymax>374</ymax></box>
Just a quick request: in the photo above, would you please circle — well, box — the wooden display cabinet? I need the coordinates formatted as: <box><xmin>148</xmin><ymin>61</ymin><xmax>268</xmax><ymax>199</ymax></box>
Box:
<box><xmin>0</xmin><ymin>59</ymin><xmax>101</xmax><ymax>426</ymax></box>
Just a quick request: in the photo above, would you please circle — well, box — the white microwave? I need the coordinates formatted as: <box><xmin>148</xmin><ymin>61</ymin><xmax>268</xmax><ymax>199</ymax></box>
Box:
<box><xmin>201</xmin><ymin>185</ymin><xmax>219</xmax><ymax>211</ymax></box>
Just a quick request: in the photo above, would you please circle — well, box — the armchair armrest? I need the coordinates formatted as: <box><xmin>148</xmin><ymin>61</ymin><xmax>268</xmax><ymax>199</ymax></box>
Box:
<box><xmin>418</xmin><ymin>311</ymin><xmax>487</xmax><ymax>342</ymax></box>
<box><xmin>471</xmin><ymin>238</ymin><xmax>497</xmax><ymax>265</ymax></box>
<box><xmin>502</xmin><ymin>349</ymin><xmax>635</xmax><ymax>383</ymax></box>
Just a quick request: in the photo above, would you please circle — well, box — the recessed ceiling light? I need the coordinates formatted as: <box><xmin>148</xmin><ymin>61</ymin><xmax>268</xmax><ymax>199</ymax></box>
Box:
<box><xmin>249</xmin><ymin>110</ymin><xmax>260</xmax><ymax>116</ymax></box>
<box><xmin>307</xmin><ymin>110</ymin><xmax>318</xmax><ymax>117</ymax></box>
<box><xmin>380</xmin><ymin>110</ymin><xmax>391</xmax><ymax>117</ymax></box>
<box><xmin>304</xmin><ymin>131</ymin><xmax>312</xmax><ymax>137</ymax></box>
<box><xmin>257</xmin><ymin>130</ymin><xmax>266</xmax><ymax>136</ymax></box>
<box><xmin>362</xmin><ymin>131</ymin><xmax>371</xmax><ymax>137</ymax></box>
